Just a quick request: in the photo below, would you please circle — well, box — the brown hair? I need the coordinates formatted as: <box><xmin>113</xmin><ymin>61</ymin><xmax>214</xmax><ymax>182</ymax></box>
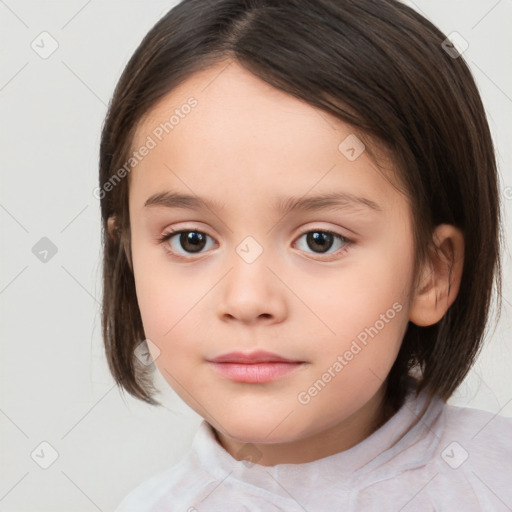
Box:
<box><xmin>99</xmin><ymin>0</ymin><xmax>503</xmax><ymax>409</ymax></box>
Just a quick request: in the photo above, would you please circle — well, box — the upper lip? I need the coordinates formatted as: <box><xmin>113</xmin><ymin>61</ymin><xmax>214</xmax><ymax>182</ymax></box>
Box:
<box><xmin>208</xmin><ymin>350</ymin><xmax>302</xmax><ymax>364</ymax></box>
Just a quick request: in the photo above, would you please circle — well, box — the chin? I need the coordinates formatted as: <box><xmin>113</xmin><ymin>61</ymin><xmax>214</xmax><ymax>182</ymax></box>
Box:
<box><xmin>210</xmin><ymin>410</ymin><xmax>312</xmax><ymax>447</ymax></box>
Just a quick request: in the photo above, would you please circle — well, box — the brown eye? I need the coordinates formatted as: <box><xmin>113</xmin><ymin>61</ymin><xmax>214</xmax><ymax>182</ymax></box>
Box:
<box><xmin>160</xmin><ymin>230</ymin><xmax>215</xmax><ymax>256</ymax></box>
<box><xmin>295</xmin><ymin>230</ymin><xmax>349</xmax><ymax>256</ymax></box>
<box><xmin>178</xmin><ymin>231</ymin><xmax>207</xmax><ymax>253</ymax></box>
<box><xmin>305</xmin><ymin>231</ymin><xmax>334</xmax><ymax>253</ymax></box>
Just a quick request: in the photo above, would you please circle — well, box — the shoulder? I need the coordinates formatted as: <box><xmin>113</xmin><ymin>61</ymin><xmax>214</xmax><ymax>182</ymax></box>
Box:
<box><xmin>361</xmin><ymin>390</ymin><xmax>512</xmax><ymax>510</ymax></box>
<box><xmin>114</xmin><ymin>421</ymin><xmax>225</xmax><ymax>512</ymax></box>
<box><xmin>114</xmin><ymin>458</ymin><xmax>220</xmax><ymax>512</ymax></box>
<box><xmin>423</xmin><ymin>401</ymin><xmax>512</xmax><ymax>510</ymax></box>
<box><xmin>114</xmin><ymin>466</ymin><xmax>182</xmax><ymax>512</ymax></box>
<box><xmin>441</xmin><ymin>400</ymin><xmax>512</xmax><ymax>457</ymax></box>
<box><xmin>437</xmin><ymin>401</ymin><xmax>512</xmax><ymax>478</ymax></box>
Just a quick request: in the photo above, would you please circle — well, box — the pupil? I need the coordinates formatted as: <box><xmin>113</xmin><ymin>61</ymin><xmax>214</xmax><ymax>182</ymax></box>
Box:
<box><xmin>307</xmin><ymin>232</ymin><xmax>333</xmax><ymax>253</ymax></box>
<box><xmin>181</xmin><ymin>231</ymin><xmax>206</xmax><ymax>253</ymax></box>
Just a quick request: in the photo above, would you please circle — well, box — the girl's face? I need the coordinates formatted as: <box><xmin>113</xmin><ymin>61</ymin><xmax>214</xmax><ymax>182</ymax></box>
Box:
<box><xmin>127</xmin><ymin>60</ymin><xmax>417</xmax><ymax>464</ymax></box>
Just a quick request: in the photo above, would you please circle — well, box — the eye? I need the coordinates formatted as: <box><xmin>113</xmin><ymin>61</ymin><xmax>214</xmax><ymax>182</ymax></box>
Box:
<box><xmin>158</xmin><ymin>229</ymin><xmax>216</xmax><ymax>257</ymax></box>
<box><xmin>157</xmin><ymin>227</ymin><xmax>351</xmax><ymax>260</ymax></box>
<box><xmin>294</xmin><ymin>230</ymin><xmax>350</xmax><ymax>257</ymax></box>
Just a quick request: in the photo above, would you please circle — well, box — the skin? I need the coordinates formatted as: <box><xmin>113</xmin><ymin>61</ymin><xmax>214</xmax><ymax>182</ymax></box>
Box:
<box><xmin>113</xmin><ymin>60</ymin><xmax>464</xmax><ymax>466</ymax></box>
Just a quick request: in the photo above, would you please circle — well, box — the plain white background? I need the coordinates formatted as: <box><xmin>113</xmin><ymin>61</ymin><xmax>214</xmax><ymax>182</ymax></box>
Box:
<box><xmin>0</xmin><ymin>1</ymin><xmax>511</xmax><ymax>510</ymax></box>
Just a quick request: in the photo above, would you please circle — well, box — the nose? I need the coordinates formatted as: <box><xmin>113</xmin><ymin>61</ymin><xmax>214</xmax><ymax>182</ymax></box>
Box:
<box><xmin>216</xmin><ymin>247</ymin><xmax>288</xmax><ymax>325</ymax></box>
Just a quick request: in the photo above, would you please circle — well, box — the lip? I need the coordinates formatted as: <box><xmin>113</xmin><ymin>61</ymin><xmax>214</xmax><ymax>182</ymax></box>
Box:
<box><xmin>207</xmin><ymin>351</ymin><xmax>305</xmax><ymax>383</ymax></box>
<box><xmin>208</xmin><ymin>350</ymin><xmax>301</xmax><ymax>364</ymax></box>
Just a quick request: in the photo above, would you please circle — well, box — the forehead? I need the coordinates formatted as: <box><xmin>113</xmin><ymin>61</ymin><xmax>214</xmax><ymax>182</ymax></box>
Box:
<box><xmin>129</xmin><ymin>60</ymin><xmax>402</xmax><ymax>212</ymax></box>
<box><xmin>134</xmin><ymin>60</ymin><xmax>342</xmax><ymax>148</ymax></box>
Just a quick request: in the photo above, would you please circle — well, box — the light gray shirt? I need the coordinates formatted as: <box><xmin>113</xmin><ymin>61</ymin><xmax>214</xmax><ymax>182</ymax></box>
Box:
<box><xmin>115</xmin><ymin>386</ymin><xmax>512</xmax><ymax>511</ymax></box>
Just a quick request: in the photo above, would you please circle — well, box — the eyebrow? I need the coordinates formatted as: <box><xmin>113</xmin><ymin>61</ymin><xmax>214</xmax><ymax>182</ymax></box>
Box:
<box><xmin>143</xmin><ymin>190</ymin><xmax>382</xmax><ymax>214</ymax></box>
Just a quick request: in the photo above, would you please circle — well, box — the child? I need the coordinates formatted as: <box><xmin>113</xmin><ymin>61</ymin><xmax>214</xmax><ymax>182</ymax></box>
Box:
<box><xmin>98</xmin><ymin>0</ymin><xmax>511</xmax><ymax>510</ymax></box>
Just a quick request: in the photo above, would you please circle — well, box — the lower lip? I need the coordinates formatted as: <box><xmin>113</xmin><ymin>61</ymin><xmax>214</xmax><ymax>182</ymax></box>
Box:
<box><xmin>209</xmin><ymin>362</ymin><xmax>303</xmax><ymax>383</ymax></box>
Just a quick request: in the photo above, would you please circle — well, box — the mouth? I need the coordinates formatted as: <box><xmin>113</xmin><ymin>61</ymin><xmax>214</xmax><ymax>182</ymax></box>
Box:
<box><xmin>207</xmin><ymin>350</ymin><xmax>305</xmax><ymax>384</ymax></box>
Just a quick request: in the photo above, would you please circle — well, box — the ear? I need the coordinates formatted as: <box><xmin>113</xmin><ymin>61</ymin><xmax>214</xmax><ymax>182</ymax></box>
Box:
<box><xmin>409</xmin><ymin>224</ymin><xmax>464</xmax><ymax>327</ymax></box>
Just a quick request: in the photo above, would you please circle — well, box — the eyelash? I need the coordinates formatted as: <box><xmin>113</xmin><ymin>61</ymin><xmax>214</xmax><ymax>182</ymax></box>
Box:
<box><xmin>157</xmin><ymin>227</ymin><xmax>353</xmax><ymax>261</ymax></box>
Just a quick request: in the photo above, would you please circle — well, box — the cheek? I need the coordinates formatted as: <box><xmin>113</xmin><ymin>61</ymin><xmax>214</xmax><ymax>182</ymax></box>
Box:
<box><xmin>289</xmin><ymin>234</ymin><xmax>413</xmax><ymax>388</ymax></box>
<box><xmin>295</xmin><ymin>251</ymin><xmax>411</xmax><ymax>344</ymax></box>
<box><xmin>133</xmin><ymin>269</ymin><xmax>206</xmax><ymax>388</ymax></box>
<box><xmin>135</xmin><ymin>275</ymin><xmax>202</xmax><ymax>348</ymax></box>
<box><xmin>294</xmin><ymin>299</ymin><xmax>408</xmax><ymax>432</ymax></box>
<box><xmin>130</xmin><ymin>240</ymin><xmax>202</xmax><ymax>353</ymax></box>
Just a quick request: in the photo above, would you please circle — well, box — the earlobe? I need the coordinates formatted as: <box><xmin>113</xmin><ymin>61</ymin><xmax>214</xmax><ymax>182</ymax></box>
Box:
<box><xmin>409</xmin><ymin>224</ymin><xmax>464</xmax><ymax>327</ymax></box>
